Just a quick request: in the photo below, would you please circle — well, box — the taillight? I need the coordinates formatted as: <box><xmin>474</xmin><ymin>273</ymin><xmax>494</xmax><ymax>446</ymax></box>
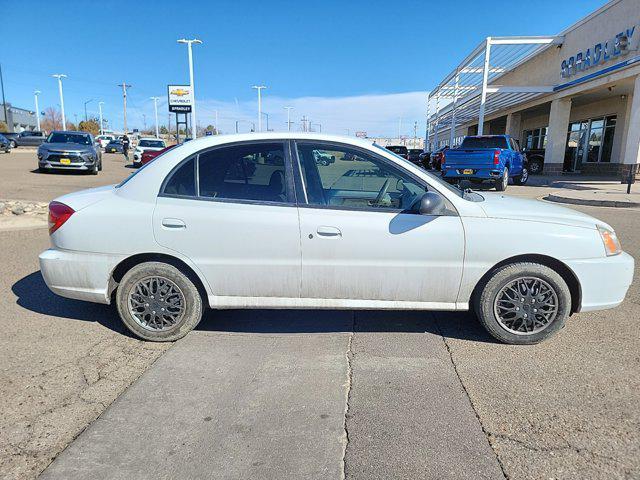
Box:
<box><xmin>493</xmin><ymin>149</ymin><xmax>501</xmax><ymax>165</ymax></box>
<box><xmin>48</xmin><ymin>202</ymin><xmax>75</xmax><ymax>235</ymax></box>
<box><xmin>441</xmin><ymin>152</ymin><xmax>445</xmax><ymax>165</ymax></box>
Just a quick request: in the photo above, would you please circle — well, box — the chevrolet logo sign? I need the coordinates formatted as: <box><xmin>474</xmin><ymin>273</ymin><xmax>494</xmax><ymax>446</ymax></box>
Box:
<box><xmin>171</xmin><ymin>88</ymin><xmax>190</xmax><ymax>96</ymax></box>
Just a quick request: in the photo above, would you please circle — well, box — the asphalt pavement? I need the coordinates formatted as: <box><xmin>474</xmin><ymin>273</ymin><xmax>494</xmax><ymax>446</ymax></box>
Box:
<box><xmin>1</xmin><ymin>149</ymin><xmax>638</xmax><ymax>479</ymax></box>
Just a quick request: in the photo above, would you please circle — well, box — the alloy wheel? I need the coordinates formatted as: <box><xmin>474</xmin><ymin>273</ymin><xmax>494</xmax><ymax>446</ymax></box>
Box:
<box><xmin>493</xmin><ymin>277</ymin><xmax>559</xmax><ymax>335</ymax></box>
<box><xmin>128</xmin><ymin>276</ymin><xmax>186</xmax><ymax>331</ymax></box>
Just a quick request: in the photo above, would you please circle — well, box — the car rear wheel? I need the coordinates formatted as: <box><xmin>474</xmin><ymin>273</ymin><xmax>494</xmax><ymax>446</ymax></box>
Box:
<box><xmin>514</xmin><ymin>166</ymin><xmax>529</xmax><ymax>185</ymax></box>
<box><xmin>495</xmin><ymin>168</ymin><xmax>508</xmax><ymax>191</ymax></box>
<box><xmin>474</xmin><ymin>262</ymin><xmax>570</xmax><ymax>344</ymax></box>
<box><xmin>116</xmin><ymin>262</ymin><xmax>203</xmax><ymax>342</ymax></box>
<box><xmin>9</xmin><ymin>140</ymin><xmax>17</xmax><ymax>148</ymax></box>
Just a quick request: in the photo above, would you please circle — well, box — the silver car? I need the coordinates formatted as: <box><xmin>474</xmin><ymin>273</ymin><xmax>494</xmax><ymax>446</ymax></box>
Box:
<box><xmin>37</xmin><ymin>131</ymin><xmax>103</xmax><ymax>174</ymax></box>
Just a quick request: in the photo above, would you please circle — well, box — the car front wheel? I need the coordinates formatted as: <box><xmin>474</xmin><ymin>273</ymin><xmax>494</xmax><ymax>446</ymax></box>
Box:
<box><xmin>474</xmin><ymin>262</ymin><xmax>571</xmax><ymax>344</ymax></box>
<box><xmin>10</xmin><ymin>140</ymin><xmax>17</xmax><ymax>148</ymax></box>
<box><xmin>116</xmin><ymin>261</ymin><xmax>203</xmax><ymax>341</ymax></box>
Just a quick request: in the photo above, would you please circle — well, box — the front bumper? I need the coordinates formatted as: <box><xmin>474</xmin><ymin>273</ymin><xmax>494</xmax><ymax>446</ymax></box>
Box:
<box><xmin>566</xmin><ymin>251</ymin><xmax>635</xmax><ymax>312</ymax></box>
<box><xmin>39</xmin><ymin>248</ymin><xmax>127</xmax><ymax>304</ymax></box>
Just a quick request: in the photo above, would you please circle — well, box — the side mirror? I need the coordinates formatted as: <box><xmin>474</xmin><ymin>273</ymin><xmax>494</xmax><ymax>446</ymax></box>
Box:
<box><xmin>417</xmin><ymin>192</ymin><xmax>446</xmax><ymax>216</ymax></box>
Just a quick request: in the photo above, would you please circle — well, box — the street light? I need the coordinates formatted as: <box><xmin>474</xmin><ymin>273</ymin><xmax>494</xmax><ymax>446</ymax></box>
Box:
<box><xmin>252</xmin><ymin>85</ymin><xmax>266</xmax><ymax>132</ymax></box>
<box><xmin>52</xmin><ymin>74</ymin><xmax>67</xmax><ymax>130</ymax></box>
<box><xmin>177</xmin><ymin>38</ymin><xmax>203</xmax><ymax>138</ymax></box>
<box><xmin>261</xmin><ymin>111</ymin><xmax>270</xmax><ymax>131</ymax></box>
<box><xmin>98</xmin><ymin>101</ymin><xmax>105</xmax><ymax>135</ymax></box>
<box><xmin>33</xmin><ymin>90</ymin><xmax>41</xmax><ymax>131</ymax></box>
<box><xmin>150</xmin><ymin>97</ymin><xmax>160</xmax><ymax>138</ymax></box>
<box><xmin>284</xmin><ymin>106</ymin><xmax>293</xmax><ymax>131</ymax></box>
<box><xmin>83</xmin><ymin>98</ymin><xmax>93</xmax><ymax>122</ymax></box>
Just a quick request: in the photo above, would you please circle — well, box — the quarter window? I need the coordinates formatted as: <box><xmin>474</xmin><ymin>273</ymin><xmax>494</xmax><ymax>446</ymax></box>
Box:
<box><xmin>163</xmin><ymin>157</ymin><xmax>196</xmax><ymax>197</ymax></box>
<box><xmin>197</xmin><ymin>142</ymin><xmax>289</xmax><ymax>203</ymax></box>
<box><xmin>296</xmin><ymin>142</ymin><xmax>427</xmax><ymax>212</ymax></box>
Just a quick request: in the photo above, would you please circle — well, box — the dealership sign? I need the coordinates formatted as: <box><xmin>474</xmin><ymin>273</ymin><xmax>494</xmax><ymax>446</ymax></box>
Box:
<box><xmin>560</xmin><ymin>26</ymin><xmax>638</xmax><ymax>78</ymax></box>
<box><xmin>167</xmin><ymin>85</ymin><xmax>193</xmax><ymax>113</ymax></box>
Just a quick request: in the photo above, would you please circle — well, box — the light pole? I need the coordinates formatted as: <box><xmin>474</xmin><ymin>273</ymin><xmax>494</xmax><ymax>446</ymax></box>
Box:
<box><xmin>98</xmin><ymin>101</ymin><xmax>104</xmax><ymax>135</ymax></box>
<box><xmin>284</xmin><ymin>106</ymin><xmax>293</xmax><ymax>131</ymax></box>
<box><xmin>83</xmin><ymin>98</ymin><xmax>93</xmax><ymax>122</ymax></box>
<box><xmin>252</xmin><ymin>85</ymin><xmax>266</xmax><ymax>131</ymax></box>
<box><xmin>34</xmin><ymin>90</ymin><xmax>41</xmax><ymax>131</ymax></box>
<box><xmin>261</xmin><ymin>112</ymin><xmax>270</xmax><ymax>131</ymax></box>
<box><xmin>52</xmin><ymin>74</ymin><xmax>67</xmax><ymax>130</ymax></box>
<box><xmin>117</xmin><ymin>82</ymin><xmax>131</xmax><ymax>134</ymax></box>
<box><xmin>150</xmin><ymin>97</ymin><xmax>160</xmax><ymax>138</ymax></box>
<box><xmin>177</xmin><ymin>38</ymin><xmax>202</xmax><ymax>138</ymax></box>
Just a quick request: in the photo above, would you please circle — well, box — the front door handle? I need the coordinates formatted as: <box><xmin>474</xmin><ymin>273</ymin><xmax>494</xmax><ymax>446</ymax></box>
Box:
<box><xmin>316</xmin><ymin>226</ymin><xmax>342</xmax><ymax>237</ymax></box>
<box><xmin>161</xmin><ymin>218</ymin><xmax>186</xmax><ymax>229</ymax></box>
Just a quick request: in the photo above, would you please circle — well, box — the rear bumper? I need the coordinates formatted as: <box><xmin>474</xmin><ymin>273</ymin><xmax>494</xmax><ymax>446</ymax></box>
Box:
<box><xmin>566</xmin><ymin>252</ymin><xmax>635</xmax><ymax>312</ymax></box>
<box><xmin>39</xmin><ymin>248</ymin><xmax>127</xmax><ymax>304</ymax></box>
<box><xmin>442</xmin><ymin>166</ymin><xmax>504</xmax><ymax>180</ymax></box>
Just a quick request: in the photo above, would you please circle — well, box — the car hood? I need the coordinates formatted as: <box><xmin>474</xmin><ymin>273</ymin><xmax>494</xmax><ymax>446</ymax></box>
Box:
<box><xmin>40</xmin><ymin>143</ymin><xmax>94</xmax><ymax>152</ymax></box>
<box><xmin>477</xmin><ymin>192</ymin><xmax>610</xmax><ymax>230</ymax></box>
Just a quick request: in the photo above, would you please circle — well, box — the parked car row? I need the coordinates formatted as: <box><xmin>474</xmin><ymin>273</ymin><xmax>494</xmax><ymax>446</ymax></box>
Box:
<box><xmin>0</xmin><ymin>130</ymin><xmax>46</xmax><ymax>148</ymax></box>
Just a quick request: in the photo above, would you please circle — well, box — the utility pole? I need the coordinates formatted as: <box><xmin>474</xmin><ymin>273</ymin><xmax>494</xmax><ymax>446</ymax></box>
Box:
<box><xmin>52</xmin><ymin>74</ymin><xmax>67</xmax><ymax>130</ymax></box>
<box><xmin>214</xmin><ymin>109</ymin><xmax>218</xmax><ymax>134</ymax></box>
<box><xmin>252</xmin><ymin>85</ymin><xmax>266</xmax><ymax>131</ymax></box>
<box><xmin>398</xmin><ymin>117</ymin><xmax>402</xmax><ymax>140</ymax></box>
<box><xmin>0</xmin><ymin>64</ymin><xmax>7</xmax><ymax>130</ymax></box>
<box><xmin>413</xmin><ymin>121</ymin><xmax>418</xmax><ymax>148</ymax></box>
<box><xmin>177</xmin><ymin>38</ymin><xmax>203</xmax><ymax>138</ymax></box>
<box><xmin>150</xmin><ymin>97</ymin><xmax>160</xmax><ymax>138</ymax></box>
<box><xmin>34</xmin><ymin>90</ymin><xmax>41</xmax><ymax>131</ymax></box>
<box><xmin>284</xmin><ymin>106</ymin><xmax>293</xmax><ymax>131</ymax></box>
<box><xmin>117</xmin><ymin>82</ymin><xmax>131</xmax><ymax>134</ymax></box>
<box><xmin>143</xmin><ymin>114</ymin><xmax>147</xmax><ymax>131</ymax></box>
<box><xmin>301</xmin><ymin>116</ymin><xmax>308</xmax><ymax>132</ymax></box>
<box><xmin>261</xmin><ymin>112</ymin><xmax>270</xmax><ymax>131</ymax></box>
<box><xmin>98</xmin><ymin>101</ymin><xmax>104</xmax><ymax>135</ymax></box>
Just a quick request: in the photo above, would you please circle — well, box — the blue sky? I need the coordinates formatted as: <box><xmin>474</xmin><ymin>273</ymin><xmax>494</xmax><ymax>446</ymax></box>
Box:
<box><xmin>3</xmin><ymin>0</ymin><xmax>606</xmax><ymax>136</ymax></box>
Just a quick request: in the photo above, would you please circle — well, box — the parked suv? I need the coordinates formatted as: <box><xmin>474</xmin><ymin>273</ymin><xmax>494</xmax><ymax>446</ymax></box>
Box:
<box><xmin>37</xmin><ymin>131</ymin><xmax>102</xmax><ymax>174</ymax></box>
<box><xmin>1</xmin><ymin>130</ymin><xmax>46</xmax><ymax>148</ymax></box>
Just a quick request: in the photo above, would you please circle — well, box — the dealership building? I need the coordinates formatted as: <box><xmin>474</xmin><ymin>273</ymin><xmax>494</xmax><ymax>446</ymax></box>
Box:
<box><xmin>426</xmin><ymin>0</ymin><xmax>640</xmax><ymax>176</ymax></box>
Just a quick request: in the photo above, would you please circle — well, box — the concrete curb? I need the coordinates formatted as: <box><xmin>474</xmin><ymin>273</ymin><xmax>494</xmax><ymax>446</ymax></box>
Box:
<box><xmin>545</xmin><ymin>193</ymin><xmax>640</xmax><ymax>208</ymax></box>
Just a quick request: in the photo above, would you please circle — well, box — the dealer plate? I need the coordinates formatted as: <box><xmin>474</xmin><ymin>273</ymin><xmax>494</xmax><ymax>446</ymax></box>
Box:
<box><xmin>60</xmin><ymin>158</ymin><xmax>71</xmax><ymax>165</ymax></box>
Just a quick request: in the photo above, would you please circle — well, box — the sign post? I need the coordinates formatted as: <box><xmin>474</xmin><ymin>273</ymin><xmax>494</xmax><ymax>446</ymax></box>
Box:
<box><xmin>167</xmin><ymin>85</ymin><xmax>193</xmax><ymax>142</ymax></box>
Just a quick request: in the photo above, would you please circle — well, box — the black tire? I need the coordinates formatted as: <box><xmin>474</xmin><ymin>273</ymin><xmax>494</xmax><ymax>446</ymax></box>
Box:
<box><xmin>9</xmin><ymin>140</ymin><xmax>17</xmax><ymax>149</ymax></box>
<box><xmin>495</xmin><ymin>168</ymin><xmax>508</xmax><ymax>191</ymax></box>
<box><xmin>514</xmin><ymin>165</ymin><xmax>529</xmax><ymax>185</ymax></box>
<box><xmin>474</xmin><ymin>262</ymin><xmax>571</xmax><ymax>345</ymax></box>
<box><xmin>38</xmin><ymin>166</ymin><xmax>47</xmax><ymax>173</ymax></box>
<box><xmin>89</xmin><ymin>163</ymin><xmax>98</xmax><ymax>175</ymax></box>
<box><xmin>529</xmin><ymin>157</ymin><xmax>544</xmax><ymax>175</ymax></box>
<box><xmin>116</xmin><ymin>261</ymin><xmax>203</xmax><ymax>342</ymax></box>
<box><xmin>98</xmin><ymin>159</ymin><xmax>103</xmax><ymax>171</ymax></box>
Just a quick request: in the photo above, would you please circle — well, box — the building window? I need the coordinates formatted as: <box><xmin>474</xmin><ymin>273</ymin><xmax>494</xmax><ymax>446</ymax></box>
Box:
<box><xmin>564</xmin><ymin>115</ymin><xmax>616</xmax><ymax>171</ymax></box>
<box><xmin>523</xmin><ymin>127</ymin><xmax>548</xmax><ymax>150</ymax></box>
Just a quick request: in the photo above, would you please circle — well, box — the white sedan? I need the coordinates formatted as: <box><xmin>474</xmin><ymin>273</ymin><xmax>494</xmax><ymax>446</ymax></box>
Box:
<box><xmin>39</xmin><ymin>133</ymin><xmax>634</xmax><ymax>344</ymax></box>
<box><xmin>133</xmin><ymin>138</ymin><xmax>166</xmax><ymax>165</ymax></box>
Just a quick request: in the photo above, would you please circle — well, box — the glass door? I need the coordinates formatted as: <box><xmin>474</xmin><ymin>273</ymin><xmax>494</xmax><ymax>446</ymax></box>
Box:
<box><xmin>564</xmin><ymin>121</ymin><xmax>588</xmax><ymax>172</ymax></box>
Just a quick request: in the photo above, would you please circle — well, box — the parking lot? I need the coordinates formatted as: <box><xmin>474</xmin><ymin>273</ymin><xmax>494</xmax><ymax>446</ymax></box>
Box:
<box><xmin>1</xmin><ymin>149</ymin><xmax>639</xmax><ymax>479</ymax></box>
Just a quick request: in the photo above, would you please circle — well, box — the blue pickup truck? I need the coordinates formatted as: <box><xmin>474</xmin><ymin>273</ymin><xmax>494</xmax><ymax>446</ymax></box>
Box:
<box><xmin>440</xmin><ymin>135</ymin><xmax>528</xmax><ymax>191</ymax></box>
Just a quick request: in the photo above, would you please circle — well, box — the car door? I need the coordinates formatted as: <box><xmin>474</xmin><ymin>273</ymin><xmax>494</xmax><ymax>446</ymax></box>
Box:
<box><xmin>293</xmin><ymin>141</ymin><xmax>465</xmax><ymax>305</ymax></box>
<box><xmin>153</xmin><ymin>140</ymin><xmax>302</xmax><ymax>299</ymax></box>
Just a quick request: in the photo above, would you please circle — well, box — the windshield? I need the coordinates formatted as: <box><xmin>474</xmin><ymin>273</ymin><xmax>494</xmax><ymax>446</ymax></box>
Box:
<box><xmin>460</xmin><ymin>136</ymin><xmax>508</xmax><ymax>149</ymax></box>
<box><xmin>139</xmin><ymin>140</ymin><xmax>165</xmax><ymax>148</ymax></box>
<box><xmin>47</xmin><ymin>132</ymin><xmax>91</xmax><ymax>145</ymax></box>
<box><xmin>374</xmin><ymin>143</ymin><xmax>484</xmax><ymax>200</ymax></box>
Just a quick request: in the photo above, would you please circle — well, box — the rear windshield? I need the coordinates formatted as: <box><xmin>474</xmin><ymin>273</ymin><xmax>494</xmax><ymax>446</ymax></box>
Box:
<box><xmin>460</xmin><ymin>136</ymin><xmax>508</xmax><ymax>149</ymax></box>
<box><xmin>139</xmin><ymin>140</ymin><xmax>165</xmax><ymax>148</ymax></box>
<box><xmin>386</xmin><ymin>146</ymin><xmax>408</xmax><ymax>154</ymax></box>
<box><xmin>47</xmin><ymin>133</ymin><xmax>91</xmax><ymax>145</ymax></box>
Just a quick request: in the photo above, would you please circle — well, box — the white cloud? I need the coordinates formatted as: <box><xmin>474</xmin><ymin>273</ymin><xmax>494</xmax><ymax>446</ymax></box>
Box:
<box><xmin>126</xmin><ymin>91</ymin><xmax>429</xmax><ymax>138</ymax></box>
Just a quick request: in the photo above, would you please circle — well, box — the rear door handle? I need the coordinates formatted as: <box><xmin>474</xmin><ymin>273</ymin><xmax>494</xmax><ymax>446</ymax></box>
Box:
<box><xmin>161</xmin><ymin>218</ymin><xmax>186</xmax><ymax>229</ymax></box>
<box><xmin>316</xmin><ymin>226</ymin><xmax>342</xmax><ymax>237</ymax></box>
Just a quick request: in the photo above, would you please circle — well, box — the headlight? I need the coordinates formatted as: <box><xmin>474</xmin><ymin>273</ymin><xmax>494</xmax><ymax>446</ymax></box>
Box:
<box><xmin>597</xmin><ymin>225</ymin><xmax>621</xmax><ymax>256</ymax></box>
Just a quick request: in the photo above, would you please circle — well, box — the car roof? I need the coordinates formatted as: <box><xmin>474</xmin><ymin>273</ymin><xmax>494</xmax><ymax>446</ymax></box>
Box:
<box><xmin>50</xmin><ymin>130</ymin><xmax>91</xmax><ymax>135</ymax></box>
<box><xmin>139</xmin><ymin>137</ymin><xmax>164</xmax><ymax>141</ymax></box>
